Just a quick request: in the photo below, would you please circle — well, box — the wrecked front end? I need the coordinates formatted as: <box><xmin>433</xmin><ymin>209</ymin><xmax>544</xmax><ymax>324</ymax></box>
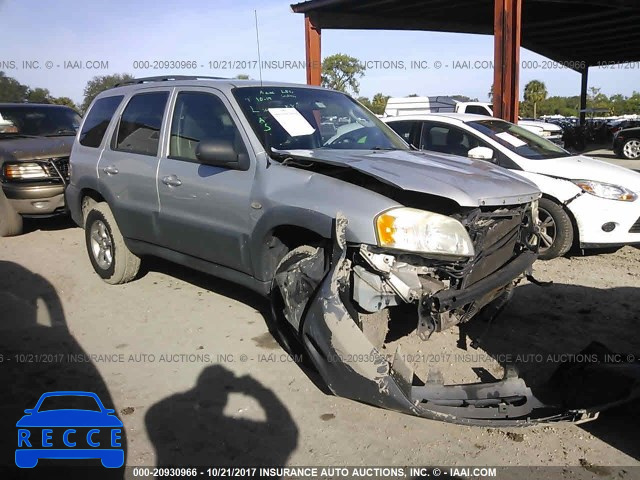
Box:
<box><xmin>296</xmin><ymin>212</ymin><xmax>620</xmax><ymax>426</ymax></box>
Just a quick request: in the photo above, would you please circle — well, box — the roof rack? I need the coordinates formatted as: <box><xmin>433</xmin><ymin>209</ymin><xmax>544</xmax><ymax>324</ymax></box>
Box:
<box><xmin>113</xmin><ymin>75</ymin><xmax>228</xmax><ymax>87</ymax></box>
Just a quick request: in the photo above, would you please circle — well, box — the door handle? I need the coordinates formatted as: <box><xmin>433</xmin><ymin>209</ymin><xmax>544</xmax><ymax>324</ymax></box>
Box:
<box><xmin>102</xmin><ymin>165</ymin><xmax>119</xmax><ymax>175</ymax></box>
<box><xmin>162</xmin><ymin>175</ymin><xmax>182</xmax><ymax>187</ymax></box>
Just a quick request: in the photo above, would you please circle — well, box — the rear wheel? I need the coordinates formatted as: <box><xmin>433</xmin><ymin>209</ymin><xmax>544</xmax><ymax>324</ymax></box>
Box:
<box><xmin>84</xmin><ymin>202</ymin><xmax>140</xmax><ymax>284</ymax></box>
<box><xmin>621</xmin><ymin>139</ymin><xmax>640</xmax><ymax>159</ymax></box>
<box><xmin>537</xmin><ymin>198</ymin><xmax>574</xmax><ymax>260</ymax></box>
<box><xmin>0</xmin><ymin>190</ymin><xmax>23</xmax><ymax>237</ymax></box>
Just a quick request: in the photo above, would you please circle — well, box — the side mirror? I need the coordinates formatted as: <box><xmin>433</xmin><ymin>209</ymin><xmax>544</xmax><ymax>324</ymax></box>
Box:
<box><xmin>468</xmin><ymin>146</ymin><xmax>494</xmax><ymax>161</ymax></box>
<box><xmin>24</xmin><ymin>409</ymin><xmax>34</xmax><ymax>414</ymax></box>
<box><xmin>105</xmin><ymin>409</ymin><xmax>116</xmax><ymax>414</ymax></box>
<box><xmin>195</xmin><ymin>138</ymin><xmax>249</xmax><ymax>171</ymax></box>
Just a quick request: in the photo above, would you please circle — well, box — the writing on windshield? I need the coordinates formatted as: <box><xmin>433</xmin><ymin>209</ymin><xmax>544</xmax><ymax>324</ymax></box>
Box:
<box><xmin>232</xmin><ymin>87</ymin><xmax>407</xmax><ymax>151</ymax></box>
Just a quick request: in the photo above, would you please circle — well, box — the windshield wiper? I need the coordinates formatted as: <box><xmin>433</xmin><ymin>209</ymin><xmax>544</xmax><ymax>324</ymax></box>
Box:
<box><xmin>267</xmin><ymin>148</ymin><xmax>293</xmax><ymax>163</ymax></box>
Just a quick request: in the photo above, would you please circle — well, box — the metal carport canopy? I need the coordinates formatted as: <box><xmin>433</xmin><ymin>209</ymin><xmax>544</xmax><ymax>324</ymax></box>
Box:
<box><xmin>291</xmin><ymin>0</ymin><xmax>640</xmax><ymax>122</ymax></box>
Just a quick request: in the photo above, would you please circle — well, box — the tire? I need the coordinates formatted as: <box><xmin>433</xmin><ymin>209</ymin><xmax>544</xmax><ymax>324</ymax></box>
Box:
<box><xmin>84</xmin><ymin>202</ymin><xmax>140</xmax><ymax>284</ymax></box>
<box><xmin>0</xmin><ymin>190</ymin><xmax>23</xmax><ymax>237</ymax></box>
<box><xmin>537</xmin><ymin>198</ymin><xmax>574</xmax><ymax>260</ymax></box>
<box><xmin>621</xmin><ymin>138</ymin><xmax>640</xmax><ymax>160</ymax></box>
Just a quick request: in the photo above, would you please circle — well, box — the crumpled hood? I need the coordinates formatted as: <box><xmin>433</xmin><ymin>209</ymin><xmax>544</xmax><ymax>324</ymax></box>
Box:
<box><xmin>0</xmin><ymin>135</ymin><xmax>74</xmax><ymax>162</ymax></box>
<box><xmin>524</xmin><ymin>155</ymin><xmax>640</xmax><ymax>193</ymax></box>
<box><xmin>280</xmin><ymin>148</ymin><xmax>541</xmax><ymax>207</ymax></box>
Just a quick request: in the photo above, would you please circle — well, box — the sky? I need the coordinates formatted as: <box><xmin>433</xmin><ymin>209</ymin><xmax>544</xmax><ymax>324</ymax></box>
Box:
<box><xmin>1</xmin><ymin>0</ymin><xmax>638</xmax><ymax>106</ymax></box>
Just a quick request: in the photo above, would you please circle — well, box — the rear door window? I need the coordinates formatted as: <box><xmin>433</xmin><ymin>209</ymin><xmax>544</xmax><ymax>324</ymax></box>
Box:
<box><xmin>115</xmin><ymin>92</ymin><xmax>169</xmax><ymax>156</ymax></box>
<box><xmin>420</xmin><ymin>122</ymin><xmax>480</xmax><ymax>157</ymax></box>
<box><xmin>79</xmin><ymin>96</ymin><xmax>123</xmax><ymax>147</ymax></box>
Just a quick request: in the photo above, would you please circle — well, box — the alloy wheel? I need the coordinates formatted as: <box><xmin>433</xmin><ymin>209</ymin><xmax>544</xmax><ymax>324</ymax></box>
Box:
<box><xmin>90</xmin><ymin>220</ymin><xmax>113</xmax><ymax>270</ymax></box>
<box><xmin>623</xmin><ymin>139</ymin><xmax>640</xmax><ymax>159</ymax></box>
<box><xmin>538</xmin><ymin>208</ymin><xmax>556</xmax><ymax>253</ymax></box>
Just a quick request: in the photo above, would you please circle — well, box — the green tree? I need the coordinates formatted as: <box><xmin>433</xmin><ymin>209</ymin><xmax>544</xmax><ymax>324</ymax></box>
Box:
<box><xmin>406</xmin><ymin>93</ymin><xmax>419</xmax><ymax>97</ymax></box>
<box><xmin>587</xmin><ymin>86</ymin><xmax>610</xmax><ymax>112</ymax></box>
<box><xmin>488</xmin><ymin>84</ymin><xmax>494</xmax><ymax>102</ymax></box>
<box><xmin>81</xmin><ymin>73</ymin><xmax>134</xmax><ymax>113</ymax></box>
<box><xmin>357</xmin><ymin>96</ymin><xmax>373</xmax><ymax>110</ymax></box>
<box><xmin>370</xmin><ymin>93</ymin><xmax>390</xmax><ymax>115</ymax></box>
<box><xmin>626</xmin><ymin>91</ymin><xmax>640</xmax><ymax>113</ymax></box>
<box><xmin>27</xmin><ymin>87</ymin><xmax>52</xmax><ymax>103</ymax></box>
<box><xmin>321</xmin><ymin>54</ymin><xmax>364</xmax><ymax>96</ymax></box>
<box><xmin>52</xmin><ymin>96</ymin><xmax>79</xmax><ymax>111</ymax></box>
<box><xmin>234</xmin><ymin>74</ymin><xmax>250</xmax><ymax>80</ymax></box>
<box><xmin>523</xmin><ymin>80</ymin><xmax>547</xmax><ymax>118</ymax></box>
<box><xmin>0</xmin><ymin>71</ymin><xmax>28</xmax><ymax>102</ymax></box>
<box><xmin>451</xmin><ymin>95</ymin><xmax>478</xmax><ymax>102</ymax></box>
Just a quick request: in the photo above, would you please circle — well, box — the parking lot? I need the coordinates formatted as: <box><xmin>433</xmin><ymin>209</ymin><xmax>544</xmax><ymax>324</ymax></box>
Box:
<box><xmin>1</xmin><ymin>202</ymin><xmax>639</xmax><ymax>474</ymax></box>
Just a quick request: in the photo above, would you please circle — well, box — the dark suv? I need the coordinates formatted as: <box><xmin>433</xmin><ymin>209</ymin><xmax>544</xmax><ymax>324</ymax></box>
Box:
<box><xmin>0</xmin><ymin>103</ymin><xmax>80</xmax><ymax>236</ymax></box>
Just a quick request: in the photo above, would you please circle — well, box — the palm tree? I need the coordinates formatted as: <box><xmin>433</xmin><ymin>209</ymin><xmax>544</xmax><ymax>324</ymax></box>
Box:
<box><xmin>523</xmin><ymin>80</ymin><xmax>548</xmax><ymax>119</ymax></box>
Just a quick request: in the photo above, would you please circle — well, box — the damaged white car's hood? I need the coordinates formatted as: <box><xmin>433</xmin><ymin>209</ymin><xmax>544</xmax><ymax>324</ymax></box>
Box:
<box><xmin>278</xmin><ymin>148</ymin><xmax>541</xmax><ymax>207</ymax></box>
<box><xmin>520</xmin><ymin>155</ymin><xmax>640</xmax><ymax>193</ymax></box>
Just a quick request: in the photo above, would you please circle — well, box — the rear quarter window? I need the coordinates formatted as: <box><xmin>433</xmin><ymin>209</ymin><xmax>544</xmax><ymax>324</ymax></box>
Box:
<box><xmin>79</xmin><ymin>96</ymin><xmax>124</xmax><ymax>147</ymax></box>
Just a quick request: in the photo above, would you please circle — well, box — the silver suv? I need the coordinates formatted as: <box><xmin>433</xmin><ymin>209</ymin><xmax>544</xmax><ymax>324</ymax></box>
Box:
<box><xmin>67</xmin><ymin>76</ymin><xmax>586</xmax><ymax>425</ymax></box>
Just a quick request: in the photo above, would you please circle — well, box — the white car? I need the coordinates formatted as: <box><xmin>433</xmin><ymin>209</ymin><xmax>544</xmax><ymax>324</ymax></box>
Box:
<box><xmin>383</xmin><ymin>97</ymin><xmax>563</xmax><ymax>144</ymax></box>
<box><xmin>384</xmin><ymin>113</ymin><xmax>640</xmax><ymax>259</ymax></box>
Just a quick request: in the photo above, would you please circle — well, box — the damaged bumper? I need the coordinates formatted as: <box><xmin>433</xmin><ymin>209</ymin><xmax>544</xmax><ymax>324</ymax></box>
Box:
<box><xmin>300</xmin><ymin>214</ymin><xmax>640</xmax><ymax>425</ymax></box>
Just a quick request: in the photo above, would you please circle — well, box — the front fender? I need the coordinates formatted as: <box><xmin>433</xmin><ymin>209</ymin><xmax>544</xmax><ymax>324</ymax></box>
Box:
<box><xmin>250</xmin><ymin>206</ymin><xmax>335</xmax><ymax>283</ymax></box>
<box><xmin>514</xmin><ymin>171</ymin><xmax>582</xmax><ymax>204</ymax></box>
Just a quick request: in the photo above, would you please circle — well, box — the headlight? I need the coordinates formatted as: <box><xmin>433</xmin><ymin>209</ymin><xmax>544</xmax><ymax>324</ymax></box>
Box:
<box><xmin>375</xmin><ymin>207</ymin><xmax>475</xmax><ymax>258</ymax></box>
<box><xmin>3</xmin><ymin>162</ymin><xmax>49</xmax><ymax>180</ymax></box>
<box><xmin>572</xmin><ymin>180</ymin><xmax>637</xmax><ymax>202</ymax></box>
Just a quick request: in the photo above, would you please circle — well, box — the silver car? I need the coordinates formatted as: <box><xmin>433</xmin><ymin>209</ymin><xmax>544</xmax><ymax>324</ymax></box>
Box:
<box><xmin>67</xmin><ymin>77</ymin><xmax>597</xmax><ymax>425</ymax></box>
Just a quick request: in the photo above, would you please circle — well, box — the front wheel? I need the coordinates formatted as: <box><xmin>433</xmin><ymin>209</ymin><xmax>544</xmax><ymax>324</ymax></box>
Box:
<box><xmin>270</xmin><ymin>245</ymin><xmax>390</xmax><ymax>353</ymax></box>
<box><xmin>270</xmin><ymin>246</ymin><xmax>325</xmax><ymax>357</ymax></box>
<box><xmin>84</xmin><ymin>202</ymin><xmax>140</xmax><ymax>284</ymax></box>
<box><xmin>537</xmin><ymin>198</ymin><xmax>574</xmax><ymax>260</ymax></box>
<box><xmin>621</xmin><ymin>139</ymin><xmax>640</xmax><ymax>159</ymax></box>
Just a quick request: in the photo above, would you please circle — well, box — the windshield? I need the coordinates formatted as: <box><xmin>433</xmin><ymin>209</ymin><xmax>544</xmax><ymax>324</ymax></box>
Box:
<box><xmin>0</xmin><ymin>105</ymin><xmax>81</xmax><ymax>137</ymax></box>
<box><xmin>233</xmin><ymin>87</ymin><xmax>408</xmax><ymax>152</ymax></box>
<box><xmin>468</xmin><ymin>119</ymin><xmax>571</xmax><ymax>160</ymax></box>
<box><xmin>37</xmin><ymin>395</ymin><xmax>101</xmax><ymax>412</ymax></box>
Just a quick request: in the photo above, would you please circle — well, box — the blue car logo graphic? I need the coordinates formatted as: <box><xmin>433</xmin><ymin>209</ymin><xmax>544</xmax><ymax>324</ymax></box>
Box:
<box><xmin>15</xmin><ymin>391</ymin><xmax>124</xmax><ymax>468</ymax></box>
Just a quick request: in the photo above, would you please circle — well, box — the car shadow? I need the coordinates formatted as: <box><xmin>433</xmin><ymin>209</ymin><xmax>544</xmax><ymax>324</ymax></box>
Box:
<box><xmin>145</xmin><ymin>365</ymin><xmax>298</xmax><ymax>467</ymax></box>
<box><xmin>567</xmin><ymin>246</ymin><xmax>623</xmax><ymax>258</ymax></box>
<box><xmin>0</xmin><ymin>261</ymin><xmax>126</xmax><ymax>479</ymax></box>
<box><xmin>460</xmin><ymin>282</ymin><xmax>640</xmax><ymax>460</ymax></box>
<box><xmin>138</xmin><ymin>257</ymin><xmax>332</xmax><ymax>395</ymax></box>
<box><xmin>22</xmin><ymin>215</ymin><xmax>76</xmax><ymax>234</ymax></box>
